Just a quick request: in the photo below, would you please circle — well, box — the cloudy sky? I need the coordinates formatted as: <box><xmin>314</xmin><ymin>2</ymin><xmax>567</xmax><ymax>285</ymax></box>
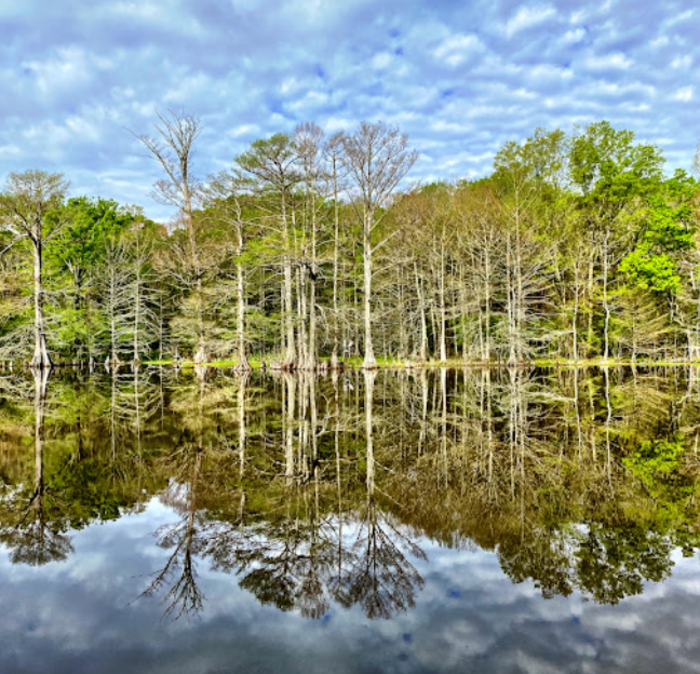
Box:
<box><xmin>0</xmin><ymin>0</ymin><xmax>698</xmax><ymax>220</ymax></box>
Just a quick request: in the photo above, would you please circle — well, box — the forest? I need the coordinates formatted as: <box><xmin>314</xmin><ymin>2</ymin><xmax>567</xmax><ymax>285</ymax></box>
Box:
<box><xmin>0</xmin><ymin>114</ymin><xmax>698</xmax><ymax>370</ymax></box>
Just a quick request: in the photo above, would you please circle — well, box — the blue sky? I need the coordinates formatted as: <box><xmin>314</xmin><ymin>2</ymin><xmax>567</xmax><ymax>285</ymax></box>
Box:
<box><xmin>0</xmin><ymin>0</ymin><xmax>698</xmax><ymax>220</ymax></box>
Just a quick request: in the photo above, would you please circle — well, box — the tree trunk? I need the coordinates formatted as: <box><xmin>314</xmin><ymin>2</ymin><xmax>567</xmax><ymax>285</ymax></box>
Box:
<box><xmin>331</xmin><ymin>170</ymin><xmax>340</xmax><ymax>370</ymax></box>
<box><xmin>363</xmin><ymin>212</ymin><xmax>377</xmax><ymax>369</ymax></box>
<box><xmin>184</xmin><ymin>184</ymin><xmax>207</xmax><ymax>366</ymax></box>
<box><xmin>31</xmin><ymin>240</ymin><xmax>52</xmax><ymax>369</ymax></box>
<box><xmin>308</xmin><ymin>264</ymin><xmax>318</xmax><ymax>370</ymax></box>
<box><xmin>235</xmin><ymin>248</ymin><xmax>250</xmax><ymax>370</ymax></box>
<box><xmin>572</xmin><ymin>263</ymin><xmax>580</xmax><ymax>363</ymax></box>
<box><xmin>282</xmin><ymin>196</ymin><xmax>296</xmax><ymax>369</ymax></box>
<box><xmin>602</xmin><ymin>230</ymin><xmax>610</xmax><ymax>363</ymax></box>
<box><xmin>506</xmin><ymin>233</ymin><xmax>516</xmax><ymax>364</ymax></box>
<box><xmin>484</xmin><ymin>247</ymin><xmax>492</xmax><ymax>362</ymax></box>
<box><xmin>439</xmin><ymin>243</ymin><xmax>447</xmax><ymax>362</ymax></box>
<box><xmin>297</xmin><ymin>267</ymin><xmax>308</xmax><ymax>370</ymax></box>
<box><xmin>415</xmin><ymin>262</ymin><xmax>428</xmax><ymax>363</ymax></box>
<box><xmin>133</xmin><ymin>257</ymin><xmax>141</xmax><ymax>363</ymax></box>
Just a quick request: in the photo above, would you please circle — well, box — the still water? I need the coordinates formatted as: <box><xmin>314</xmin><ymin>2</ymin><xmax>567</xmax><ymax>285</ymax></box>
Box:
<box><xmin>1</xmin><ymin>366</ymin><xmax>700</xmax><ymax>673</ymax></box>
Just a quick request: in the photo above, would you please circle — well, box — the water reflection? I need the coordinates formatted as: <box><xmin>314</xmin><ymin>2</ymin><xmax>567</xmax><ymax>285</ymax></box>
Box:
<box><xmin>1</xmin><ymin>365</ymin><xmax>700</xmax><ymax>625</ymax></box>
<box><xmin>0</xmin><ymin>369</ymin><xmax>74</xmax><ymax>565</ymax></box>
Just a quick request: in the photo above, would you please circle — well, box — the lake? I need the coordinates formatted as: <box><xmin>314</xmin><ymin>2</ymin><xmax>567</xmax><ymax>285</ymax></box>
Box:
<box><xmin>1</xmin><ymin>366</ymin><xmax>700</xmax><ymax>673</ymax></box>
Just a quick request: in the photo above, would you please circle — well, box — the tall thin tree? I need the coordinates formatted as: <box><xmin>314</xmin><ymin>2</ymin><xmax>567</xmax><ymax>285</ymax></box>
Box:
<box><xmin>0</xmin><ymin>170</ymin><xmax>69</xmax><ymax>368</ymax></box>
<box><xmin>341</xmin><ymin>122</ymin><xmax>417</xmax><ymax>369</ymax></box>
<box><xmin>134</xmin><ymin>111</ymin><xmax>206</xmax><ymax>362</ymax></box>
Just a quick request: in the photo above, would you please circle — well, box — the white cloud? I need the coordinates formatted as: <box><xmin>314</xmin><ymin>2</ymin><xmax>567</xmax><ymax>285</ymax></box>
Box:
<box><xmin>650</xmin><ymin>35</ymin><xmax>670</xmax><ymax>48</ymax></box>
<box><xmin>664</xmin><ymin>8</ymin><xmax>695</xmax><ymax>27</ymax></box>
<box><xmin>434</xmin><ymin>33</ymin><xmax>484</xmax><ymax>66</ymax></box>
<box><xmin>22</xmin><ymin>47</ymin><xmax>97</xmax><ymax>97</ymax></box>
<box><xmin>227</xmin><ymin>123</ymin><xmax>261</xmax><ymax>138</ymax></box>
<box><xmin>569</xmin><ymin>9</ymin><xmax>587</xmax><ymax>24</ymax></box>
<box><xmin>582</xmin><ymin>52</ymin><xmax>633</xmax><ymax>70</ymax></box>
<box><xmin>505</xmin><ymin>4</ymin><xmax>556</xmax><ymax>38</ymax></box>
<box><xmin>560</xmin><ymin>28</ymin><xmax>585</xmax><ymax>44</ymax></box>
<box><xmin>670</xmin><ymin>55</ymin><xmax>691</xmax><ymax>69</ymax></box>
<box><xmin>0</xmin><ymin>144</ymin><xmax>21</xmax><ymax>158</ymax></box>
<box><xmin>673</xmin><ymin>86</ymin><xmax>694</xmax><ymax>102</ymax></box>
<box><xmin>371</xmin><ymin>51</ymin><xmax>393</xmax><ymax>69</ymax></box>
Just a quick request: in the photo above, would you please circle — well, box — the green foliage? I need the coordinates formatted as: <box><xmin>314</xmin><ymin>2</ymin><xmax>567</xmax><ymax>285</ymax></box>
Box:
<box><xmin>235</xmin><ymin>133</ymin><xmax>301</xmax><ymax>195</ymax></box>
<box><xmin>46</xmin><ymin>197</ymin><xmax>136</xmax><ymax>275</ymax></box>
<box><xmin>619</xmin><ymin>245</ymin><xmax>681</xmax><ymax>293</ymax></box>
<box><xmin>619</xmin><ymin>172</ymin><xmax>697</xmax><ymax>295</ymax></box>
<box><xmin>493</xmin><ymin>127</ymin><xmax>568</xmax><ymax>195</ymax></box>
<box><xmin>569</xmin><ymin>121</ymin><xmax>664</xmax><ymax>202</ymax></box>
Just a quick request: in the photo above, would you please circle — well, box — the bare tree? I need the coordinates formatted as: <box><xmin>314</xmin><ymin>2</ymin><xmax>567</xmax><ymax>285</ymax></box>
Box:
<box><xmin>341</xmin><ymin>122</ymin><xmax>417</xmax><ymax>368</ymax></box>
<box><xmin>134</xmin><ymin>111</ymin><xmax>206</xmax><ymax>362</ymax></box>
<box><xmin>0</xmin><ymin>170</ymin><xmax>69</xmax><ymax>368</ymax></box>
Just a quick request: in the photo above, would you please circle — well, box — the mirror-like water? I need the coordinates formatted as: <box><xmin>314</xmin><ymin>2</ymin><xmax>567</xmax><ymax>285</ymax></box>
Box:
<box><xmin>2</xmin><ymin>367</ymin><xmax>700</xmax><ymax>673</ymax></box>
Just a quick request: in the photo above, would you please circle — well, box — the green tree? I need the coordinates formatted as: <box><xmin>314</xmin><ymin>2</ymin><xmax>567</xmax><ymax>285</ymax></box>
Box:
<box><xmin>46</xmin><ymin>197</ymin><xmax>135</xmax><ymax>362</ymax></box>
<box><xmin>569</xmin><ymin>121</ymin><xmax>665</xmax><ymax>361</ymax></box>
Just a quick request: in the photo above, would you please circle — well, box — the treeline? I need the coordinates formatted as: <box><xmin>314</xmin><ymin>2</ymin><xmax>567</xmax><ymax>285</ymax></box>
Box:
<box><xmin>0</xmin><ymin>115</ymin><xmax>698</xmax><ymax>368</ymax></box>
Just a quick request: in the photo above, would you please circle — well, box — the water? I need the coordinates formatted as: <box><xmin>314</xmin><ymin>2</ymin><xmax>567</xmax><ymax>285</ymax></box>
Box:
<box><xmin>1</xmin><ymin>366</ymin><xmax>700</xmax><ymax>673</ymax></box>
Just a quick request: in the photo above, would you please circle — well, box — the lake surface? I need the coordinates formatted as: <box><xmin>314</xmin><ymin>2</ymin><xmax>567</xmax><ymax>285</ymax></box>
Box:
<box><xmin>2</xmin><ymin>366</ymin><xmax>700</xmax><ymax>673</ymax></box>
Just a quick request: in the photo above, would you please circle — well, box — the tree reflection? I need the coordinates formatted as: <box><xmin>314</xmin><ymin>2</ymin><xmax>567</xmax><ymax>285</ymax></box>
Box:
<box><xmin>140</xmin><ymin>443</ymin><xmax>207</xmax><ymax>620</ymax></box>
<box><xmin>335</xmin><ymin>370</ymin><xmax>425</xmax><ymax>618</ymax></box>
<box><xmin>2</xmin><ymin>365</ymin><xmax>700</xmax><ymax>618</ymax></box>
<box><xmin>0</xmin><ymin>369</ymin><xmax>73</xmax><ymax>565</ymax></box>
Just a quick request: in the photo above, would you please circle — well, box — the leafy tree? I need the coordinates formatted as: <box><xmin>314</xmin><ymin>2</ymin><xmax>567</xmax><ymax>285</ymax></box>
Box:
<box><xmin>46</xmin><ymin>197</ymin><xmax>135</xmax><ymax>362</ymax></box>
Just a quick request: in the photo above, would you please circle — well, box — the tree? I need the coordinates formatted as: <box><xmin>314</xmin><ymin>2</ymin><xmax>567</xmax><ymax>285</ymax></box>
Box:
<box><xmin>0</xmin><ymin>171</ymin><xmax>69</xmax><ymax>368</ymax></box>
<box><xmin>236</xmin><ymin>134</ymin><xmax>302</xmax><ymax>368</ymax></box>
<box><xmin>493</xmin><ymin>128</ymin><xmax>565</xmax><ymax>363</ymax></box>
<box><xmin>134</xmin><ymin>110</ymin><xmax>207</xmax><ymax>362</ymax></box>
<box><xmin>323</xmin><ymin>132</ymin><xmax>347</xmax><ymax>369</ymax></box>
<box><xmin>295</xmin><ymin>121</ymin><xmax>326</xmax><ymax>370</ymax></box>
<box><xmin>569</xmin><ymin>121</ymin><xmax>664</xmax><ymax>361</ymax></box>
<box><xmin>202</xmin><ymin>171</ymin><xmax>253</xmax><ymax>370</ymax></box>
<box><xmin>46</xmin><ymin>197</ymin><xmax>135</xmax><ymax>363</ymax></box>
<box><xmin>341</xmin><ymin>122</ymin><xmax>417</xmax><ymax>369</ymax></box>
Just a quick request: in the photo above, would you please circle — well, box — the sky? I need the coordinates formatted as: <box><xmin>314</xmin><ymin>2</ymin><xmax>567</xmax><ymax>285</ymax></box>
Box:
<box><xmin>0</xmin><ymin>0</ymin><xmax>698</xmax><ymax>221</ymax></box>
